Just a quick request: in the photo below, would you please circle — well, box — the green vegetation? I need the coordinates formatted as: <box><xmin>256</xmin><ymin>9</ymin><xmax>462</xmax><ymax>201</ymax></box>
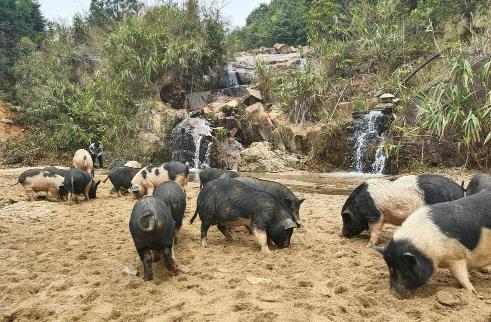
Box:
<box><xmin>4</xmin><ymin>1</ymin><xmax>226</xmax><ymax>164</ymax></box>
<box><xmin>0</xmin><ymin>0</ymin><xmax>45</xmax><ymax>98</ymax></box>
<box><xmin>229</xmin><ymin>0</ymin><xmax>308</xmax><ymax>50</ymax></box>
<box><xmin>1</xmin><ymin>0</ymin><xmax>490</xmax><ymax>170</ymax></box>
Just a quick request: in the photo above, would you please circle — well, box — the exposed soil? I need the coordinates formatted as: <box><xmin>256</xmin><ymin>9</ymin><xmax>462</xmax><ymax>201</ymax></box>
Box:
<box><xmin>1</xmin><ymin>168</ymin><xmax>490</xmax><ymax>321</ymax></box>
<box><xmin>0</xmin><ymin>102</ymin><xmax>24</xmax><ymax>141</ymax></box>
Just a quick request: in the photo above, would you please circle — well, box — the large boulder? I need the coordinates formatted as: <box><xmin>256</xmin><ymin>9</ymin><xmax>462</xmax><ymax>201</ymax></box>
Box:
<box><xmin>273</xmin><ymin>43</ymin><xmax>293</xmax><ymax>54</ymax></box>
<box><xmin>239</xmin><ymin>141</ymin><xmax>300</xmax><ymax>172</ymax></box>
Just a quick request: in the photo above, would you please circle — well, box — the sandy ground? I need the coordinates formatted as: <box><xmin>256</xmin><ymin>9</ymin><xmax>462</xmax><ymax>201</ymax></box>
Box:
<box><xmin>1</xmin><ymin>167</ymin><xmax>491</xmax><ymax>322</ymax></box>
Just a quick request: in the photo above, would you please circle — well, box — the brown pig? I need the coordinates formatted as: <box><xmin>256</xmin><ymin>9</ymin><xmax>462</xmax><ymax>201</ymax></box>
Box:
<box><xmin>72</xmin><ymin>149</ymin><xmax>94</xmax><ymax>177</ymax></box>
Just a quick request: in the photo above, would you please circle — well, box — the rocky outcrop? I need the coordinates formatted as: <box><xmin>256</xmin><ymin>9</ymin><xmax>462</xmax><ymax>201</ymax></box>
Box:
<box><xmin>239</xmin><ymin>141</ymin><xmax>302</xmax><ymax>172</ymax></box>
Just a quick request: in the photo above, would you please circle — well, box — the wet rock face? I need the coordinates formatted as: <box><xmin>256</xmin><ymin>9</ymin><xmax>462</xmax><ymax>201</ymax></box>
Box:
<box><xmin>171</xmin><ymin>118</ymin><xmax>212</xmax><ymax>169</ymax></box>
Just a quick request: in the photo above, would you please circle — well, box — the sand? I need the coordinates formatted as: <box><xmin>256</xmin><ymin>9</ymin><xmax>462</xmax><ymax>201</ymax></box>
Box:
<box><xmin>1</xmin><ymin>168</ymin><xmax>490</xmax><ymax>321</ymax></box>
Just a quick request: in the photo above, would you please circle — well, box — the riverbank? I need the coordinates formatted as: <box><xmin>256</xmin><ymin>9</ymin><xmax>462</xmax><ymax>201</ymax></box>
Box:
<box><xmin>1</xmin><ymin>168</ymin><xmax>490</xmax><ymax>321</ymax></box>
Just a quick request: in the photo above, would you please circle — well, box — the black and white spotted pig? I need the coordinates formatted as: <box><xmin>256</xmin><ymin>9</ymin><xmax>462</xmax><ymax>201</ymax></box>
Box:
<box><xmin>103</xmin><ymin>166</ymin><xmax>141</xmax><ymax>196</ymax></box>
<box><xmin>375</xmin><ymin>190</ymin><xmax>491</xmax><ymax>299</ymax></box>
<box><xmin>16</xmin><ymin>168</ymin><xmax>65</xmax><ymax>201</ymax></box>
<box><xmin>131</xmin><ymin>161</ymin><xmax>189</xmax><ymax>199</ymax></box>
<box><xmin>153</xmin><ymin>181</ymin><xmax>186</xmax><ymax>243</ymax></box>
<box><xmin>60</xmin><ymin>168</ymin><xmax>100</xmax><ymax>204</ymax></box>
<box><xmin>466</xmin><ymin>173</ymin><xmax>491</xmax><ymax>196</ymax></box>
<box><xmin>199</xmin><ymin>168</ymin><xmax>239</xmax><ymax>188</ymax></box>
<box><xmin>129</xmin><ymin>196</ymin><xmax>176</xmax><ymax>281</ymax></box>
<box><xmin>189</xmin><ymin>179</ymin><xmax>298</xmax><ymax>253</ymax></box>
<box><xmin>340</xmin><ymin>174</ymin><xmax>464</xmax><ymax>247</ymax></box>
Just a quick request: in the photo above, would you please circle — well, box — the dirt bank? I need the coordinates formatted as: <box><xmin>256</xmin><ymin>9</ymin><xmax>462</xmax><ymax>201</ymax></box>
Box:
<box><xmin>0</xmin><ymin>168</ymin><xmax>490</xmax><ymax>321</ymax></box>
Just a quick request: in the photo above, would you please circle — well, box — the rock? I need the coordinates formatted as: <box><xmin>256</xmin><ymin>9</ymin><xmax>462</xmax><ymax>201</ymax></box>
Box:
<box><xmin>122</xmin><ymin>266</ymin><xmax>138</xmax><ymax>276</ymax></box>
<box><xmin>183</xmin><ymin>91</ymin><xmax>211</xmax><ymax>110</ymax></box>
<box><xmin>273</xmin><ymin>43</ymin><xmax>293</xmax><ymax>54</ymax></box>
<box><xmin>334</xmin><ymin>250</ymin><xmax>348</xmax><ymax>258</ymax></box>
<box><xmin>1</xmin><ymin>118</ymin><xmax>14</xmax><ymax>124</ymax></box>
<box><xmin>246</xmin><ymin>275</ymin><xmax>272</xmax><ymax>285</ymax></box>
<box><xmin>226</xmin><ymin>98</ymin><xmax>240</xmax><ymax>109</ymax></box>
<box><xmin>380</xmin><ymin>93</ymin><xmax>395</xmax><ymax>103</ymax></box>
<box><xmin>436</xmin><ymin>290</ymin><xmax>459</xmax><ymax>306</ymax></box>
<box><xmin>239</xmin><ymin>141</ymin><xmax>299</xmax><ymax>172</ymax></box>
<box><xmin>245</xmin><ymin>102</ymin><xmax>265</xmax><ymax>115</ymax></box>
<box><xmin>245</xmin><ymin>87</ymin><xmax>262</xmax><ymax>102</ymax></box>
<box><xmin>334</xmin><ymin>285</ymin><xmax>348</xmax><ymax>294</ymax></box>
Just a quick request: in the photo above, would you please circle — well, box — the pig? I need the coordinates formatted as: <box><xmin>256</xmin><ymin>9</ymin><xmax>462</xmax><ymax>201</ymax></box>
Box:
<box><xmin>60</xmin><ymin>168</ymin><xmax>100</xmax><ymax>204</ymax></box>
<box><xmin>43</xmin><ymin>166</ymin><xmax>69</xmax><ymax>177</ymax></box>
<box><xmin>153</xmin><ymin>181</ymin><xmax>186</xmax><ymax>243</ymax></box>
<box><xmin>124</xmin><ymin>160</ymin><xmax>142</xmax><ymax>168</ymax></box>
<box><xmin>375</xmin><ymin>190</ymin><xmax>491</xmax><ymax>299</ymax></box>
<box><xmin>233</xmin><ymin>176</ymin><xmax>305</xmax><ymax>225</ymax></box>
<box><xmin>466</xmin><ymin>173</ymin><xmax>491</xmax><ymax>196</ymax></box>
<box><xmin>340</xmin><ymin>174</ymin><xmax>464</xmax><ymax>247</ymax></box>
<box><xmin>16</xmin><ymin>168</ymin><xmax>65</xmax><ymax>201</ymax></box>
<box><xmin>189</xmin><ymin>179</ymin><xmax>298</xmax><ymax>253</ymax></box>
<box><xmin>199</xmin><ymin>168</ymin><xmax>239</xmax><ymax>188</ymax></box>
<box><xmin>129</xmin><ymin>196</ymin><xmax>176</xmax><ymax>281</ymax></box>
<box><xmin>131</xmin><ymin>161</ymin><xmax>189</xmax><ymax>198</ymax></box>
<box><xmin>103</xmin><ymin>166</ymin><xmax>141</xmax><ymax>196</ymax></box>
<box><xmin>72</xmin><ymin>149</ymin><xmax>94</xmax><ymax>177</ymax></box>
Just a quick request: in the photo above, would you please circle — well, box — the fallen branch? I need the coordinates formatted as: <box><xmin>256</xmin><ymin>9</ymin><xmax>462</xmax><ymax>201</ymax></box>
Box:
<box><xmin>403</xmin><ymin>52</ymin><xmax>442</xmax><ymax>85</ymax></box>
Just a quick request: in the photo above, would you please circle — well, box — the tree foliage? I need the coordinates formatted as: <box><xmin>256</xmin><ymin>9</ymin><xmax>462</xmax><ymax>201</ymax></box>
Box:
<box><xmin>89</xmin><ymin>0</ymin><xmax>143</xmax><ymax>27</ymax></box>
<box><xmin>0</xmin><ymin>0</ymin><xmax>44</xmax><ymax>98</ymax></box>
<box><xmin>13</xmin><ymin>2</ymin><xmax>226</xmax><ymax>161</ymax></box>
<box><xmin>230</xmin><ymin>0</ymin><xmax>308</xmax><ymax>49</ymax></box>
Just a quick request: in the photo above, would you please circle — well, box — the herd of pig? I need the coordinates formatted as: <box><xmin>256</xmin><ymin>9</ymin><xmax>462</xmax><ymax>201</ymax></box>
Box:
<box><xmin>11</xmin><ymin>148</ymin><xmax>491</xmax><ymax>300</ymax></box>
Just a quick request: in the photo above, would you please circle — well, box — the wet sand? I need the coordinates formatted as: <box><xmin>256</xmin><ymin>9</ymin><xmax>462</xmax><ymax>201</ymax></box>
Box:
<box><xmin>1</xmin><ymin>168</ymin><xmax>490</xmax><ymax>321</ymax></box>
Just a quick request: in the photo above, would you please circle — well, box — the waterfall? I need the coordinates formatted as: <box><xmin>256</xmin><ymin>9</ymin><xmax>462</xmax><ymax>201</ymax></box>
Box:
<box><xmin>350</xmin><ymin>110</ymin><xmax>389</xmax><ymax>174</ymax></box>
<box><xmin>225</xmin><ymin>63</ymin><xmax>240</xmax><ymax>88</ymax></box>
<box><xmin>171</xmin><ymin>118</ymin><xmax>212</xmax><ymax>169</ymax></box>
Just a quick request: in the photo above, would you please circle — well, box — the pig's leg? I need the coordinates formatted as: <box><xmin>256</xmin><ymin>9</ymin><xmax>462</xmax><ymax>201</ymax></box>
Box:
<box><xmin>217</xmin><ymin>224</ymin><xmax>234</xmax><ymax>241</ymax></box>
<box><xmin>367</xmin><ymin>220</ymin><xmax>384</xmax><ymax>247</ymax></box>
<box><xmin>116</xmin><ymin>188</ymin><xmax>122</xmax><ymax>197</ymax></box>
<box><xmin>146</xmin><ymin>186</ymin><xmax>154</xmax><ymax>196</ymax></box>
<box><xmin>245</xmin><ymin>225</ymin><xmax>254</xmax><ymax>235</ymax></box>
<box><xmin>200</xmin><ymin>222</ymin><xmax>211</xmax><ymax>247</ymax></box>
<box><xmin>448</xmin><ymin>260</ymin><xmax>476</xmax><ymax>294</ymax></box>
<box><xmin>68</xmin><ymin>193</ymin><xmax>73</xmax><ymax>204</ymax></box>
<box><xmin>138</xmin><ymin>249</ymin><xmax>153</xmax><ymax>281</ymax></box>
<box><xmin>163</xmin><ymin>246</ymin><xmax>177</xmax><ymax>273</ymax></box>
<box><xmin>74</xmin><ymin>194</ymin><xmax>79</xmax><ymax>204</ymax></box>
<box><xmin>84</xmin><ymin>192</ymin><xmax>89</xmax><ymax>201</ymax></box>
<box><xmin>24</xmin><ymin>187</ymin><xmax>35</xmax><ymax>201</ymax></box>
<box><xmin>253</xmin><ymin>227</ymin><xmax>271</xmax><ymax>254</ymax></box>
<box><xmin>150</xmin><ymin>250</ymin><xmax>161</xmax><ymax>262</ymax></box>
<box><xmin>174</xmin><ymin>228</ymin><xmax>180</xmax><ymax>244</ymax></box>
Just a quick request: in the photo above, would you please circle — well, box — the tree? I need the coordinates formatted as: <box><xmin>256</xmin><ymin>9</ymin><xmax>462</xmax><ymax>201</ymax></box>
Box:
<box><xmin>89</xmin><ymin>0</ymin><xmax>143</xmax><ymax>27</ymax></box>
<box><xmin>0</xmin><ymin>0</ymin><xmax>45</xmax><ymax>98</ymax></box>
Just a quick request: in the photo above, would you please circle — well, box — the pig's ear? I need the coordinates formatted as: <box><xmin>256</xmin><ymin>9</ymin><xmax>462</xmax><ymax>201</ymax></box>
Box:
<box><xmin>283</xmin><ymin>218</ymin><xmax>298</xmax><ymax>230</ymax></box>
<box><xmin>373</xmin><ymin>245</ymin><xmax>385</xmax><ymax>255</ymax></box>
<box><xmin>284</xmin><ymin>197</ymin><xmax>294</xmax><ymax>208</ymax></box>
<box><xmin>402</xmin><ymin>252</ymin><xmax>417</xmax><ymax>267</ymax></box>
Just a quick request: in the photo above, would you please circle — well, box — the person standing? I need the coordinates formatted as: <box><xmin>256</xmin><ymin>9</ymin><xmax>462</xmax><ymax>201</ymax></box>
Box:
<box><xmin>89</xmin><ymin>141</ymin><xmax>104</xmax><ymax>169</ymax></box>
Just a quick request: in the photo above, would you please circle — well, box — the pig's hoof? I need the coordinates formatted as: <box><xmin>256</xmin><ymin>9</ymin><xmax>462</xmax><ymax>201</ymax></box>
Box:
<box><xmin>200</xmin><ymin>239</ymin><xmax>207</xmax><ymax>247</ymax></box>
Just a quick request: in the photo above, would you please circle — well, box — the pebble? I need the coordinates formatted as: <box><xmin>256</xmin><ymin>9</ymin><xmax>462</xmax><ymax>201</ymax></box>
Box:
<box><xmin>436</xmin><ymin>290</ymin><xmax>459</xmax><ymax>306</ymax></box>
<box><xmin>246</xmin><ymin>276</ymin><xmax>272</xmax><ymax>285</ymax></box>
<box><xmin>334</xmin><ymin>285</ymin><xmax>348</xmax><ymax>294</ymax></box>
<box><xmin>122</xmin><ymin>266</ymin><xmax>138</xmax><ymax>276</ymax></box>
<box><xmin>334</xmin><ymin>250</ymin><xmax>347</xmax><ymax>258</ymax></box>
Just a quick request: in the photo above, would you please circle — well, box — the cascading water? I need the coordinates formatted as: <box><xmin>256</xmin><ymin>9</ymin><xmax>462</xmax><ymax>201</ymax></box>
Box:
<box><xmin>171</xmin><ymin>118</ymin><xmax>213</xmax><ymax>169</ymax></box>
<box><xmin>350</xmin><ymin>110</ymin><xmax>389</xmax><ymax>174</ymax></box>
